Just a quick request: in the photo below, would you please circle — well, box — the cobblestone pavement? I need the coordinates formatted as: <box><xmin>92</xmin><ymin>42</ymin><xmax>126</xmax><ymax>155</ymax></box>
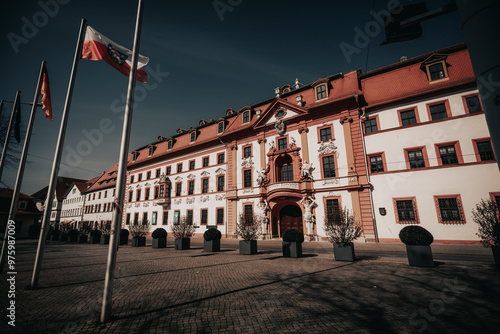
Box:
<box><xmin>1</xmin><ymin>239</ymin><xmax>499</xmax><ymax>334</ymax></box>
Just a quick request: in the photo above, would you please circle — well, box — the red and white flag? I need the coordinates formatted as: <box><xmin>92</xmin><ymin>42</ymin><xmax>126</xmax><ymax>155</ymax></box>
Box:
<box><xmin>81</xmin><ymin>25</ymin><xmax>149</xmax><ymax>83</ymax></box>
<box><xmin>40</xmin><ymin>65</ymin><xmax>53</xmax><ymax>121</ymax></box>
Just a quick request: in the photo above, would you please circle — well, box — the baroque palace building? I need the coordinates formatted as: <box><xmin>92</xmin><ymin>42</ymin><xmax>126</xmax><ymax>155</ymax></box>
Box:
<box><xmin>82</xmin><ymin>43</ymin><xmax>499</xmax><ymax>243</ymax></box>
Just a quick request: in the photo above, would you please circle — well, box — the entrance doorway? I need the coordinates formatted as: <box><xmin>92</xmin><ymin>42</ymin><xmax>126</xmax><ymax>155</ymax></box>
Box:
<box><xmin>278</xmin><ymin>205</ymin><xmax>303</xmax><ymax>237</ymax></box>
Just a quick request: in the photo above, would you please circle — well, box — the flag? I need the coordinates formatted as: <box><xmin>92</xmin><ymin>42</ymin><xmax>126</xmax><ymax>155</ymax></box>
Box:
<box><xmin>39</xmin><ymin>64</ymin><xmax>53</xmax><ymax>121</ymax></box>
<box><xmin>13</xmin><ymin>94</ymin><xmax>21</xmax><ymax>143</ymax></box>
<box><xmin>81</xmin><ymin>25</ymin><xmax>149</xmax><ymax>83</ymax></box>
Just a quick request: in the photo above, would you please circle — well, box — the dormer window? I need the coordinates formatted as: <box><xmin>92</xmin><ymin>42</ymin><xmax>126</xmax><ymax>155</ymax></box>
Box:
<box><xmin>421</xmin><ymin>54</ymin><xmax>449</xmax><ymax>83</ymax></box>
<box><xmin>217</xmin><ymin>121</ymin><xmax>224</xmax><ymax>134</ymax></box>
<box><xmin>242</xmin><ymin>110</ymin><xmax>250</xmax><ymax>124</ymax></box>
<box><xmin>428</xmin><ymin>62</ymin><xmax>446</xmax><ymax>81</ymax></box>
<box><xmin>132</xmin><ymin>151</ymin><xmax>139</xmax><ymax>161</ymax></box>
<box><xmin>167</xmin><ymin>139</ymin><xmax>173</xmax><ymax>150</ymax></box>
<box><xmin>148</xmin><ymin>145</ymin><xmax>155</xmax><ymax>156</ymax></box>
<box><xmin>316</xmin><ymin>84</ymin><xmax>327</xmax><ymax>100</ymax></box>
<box><xmin>190</xmin><ymin>131</ymin><xmax>197</xmax><ymax>143</ymax></box>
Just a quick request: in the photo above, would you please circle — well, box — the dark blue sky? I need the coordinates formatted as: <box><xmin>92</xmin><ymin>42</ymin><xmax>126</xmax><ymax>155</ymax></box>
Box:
<box><xmin>0</xmin><ymin>0</ymin><xmax>463</xmax><ymax>195</ymax></box>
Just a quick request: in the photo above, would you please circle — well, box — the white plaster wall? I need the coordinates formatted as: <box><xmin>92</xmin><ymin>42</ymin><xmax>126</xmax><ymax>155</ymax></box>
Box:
<box><xmin>370</xmin><ymin>163</ymin><xmax>500</xmax><ymax>241</ymax></box>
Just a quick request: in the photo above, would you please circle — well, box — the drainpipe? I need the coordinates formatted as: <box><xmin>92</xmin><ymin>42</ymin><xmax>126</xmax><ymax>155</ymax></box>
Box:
<box><xmin>217</xmin><ymin>136</ymin><xmax>229</xmax><ymax>238</ymax></box>
<box><xmin>357</xmin><ymin>103</ymin><xmax>379</xmax><ymax>243</ymax></box>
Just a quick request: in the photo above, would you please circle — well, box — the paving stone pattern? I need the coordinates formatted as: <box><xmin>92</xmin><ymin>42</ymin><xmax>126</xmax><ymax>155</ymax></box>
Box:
<box><xmin>1</xmin><ymin>239</ymin><xmax>499</xmax><ymax>333</ymax></box>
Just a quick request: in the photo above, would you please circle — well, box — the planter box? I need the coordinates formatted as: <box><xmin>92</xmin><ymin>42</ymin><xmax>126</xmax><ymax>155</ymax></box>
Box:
<box><xmin>90</xmin><ymin>235</ymin><xmax>101</xmax><ymax>244</ymax></box>
<box><xmin>59</xmin><ymin>234</ymin><xmax>68</xmax><ymax>242</ymax></box>
<box><xmin>204</xmin><ymin>239</ymin><xmax>220</xmax><ymax>252</ymax></box>
<box><xmin>239</xmin><ymin>240</ymin><xmax>257</xmax><ymax>255</ymax></box>
<box><xmin>334</xmin><ymin>242</ymin><xmax>355</xmax><ymax>262</ymax></box>
<box><xmin>100</xmin><ymin>235</ymin><xmax>110</xmax><ymax>245</ymax></box>
<box><xmin>78</xmin><ymin>235</ymin><xmax>88</xmax><ymax>244</ymax></box>
<box><xmin>282</xmin><ymin>241</ymin><xmax>302</xmax><ymax>258</ymax></box>
<box><xmin>406</xmin><ymin>245</ymin><xmax>434</xmax><ymax>267</ymax></box>
<box><xmin>119</xmin><ymin>235</ymin><xmax>128</xmax><ymax>245</ymax></box>
<box><xmin>132</xmin><ymin>236</ymin><xmax>146</xmax><ymax>247</ymax></box>
<box><xmin>175</xmin><ymin>238</ymin><xmax>191</xmax><ymax>250</ymax></box>
<box><xmin>492</xmin><ymin>245</ymin><xmax>500</xmax><ymax>268</ymax></box>
<box><xmin>152</xmin><ymin>237</ymin><xmax>167</xmax><ymax>249</ymax></box>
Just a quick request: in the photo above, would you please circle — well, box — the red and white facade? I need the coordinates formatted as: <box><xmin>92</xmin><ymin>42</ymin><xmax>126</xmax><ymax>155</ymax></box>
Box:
<box><xmin>361</xmin><ymin>44</ymin><xmax>500</xmax><ymax>243</ymax></box>
<box><xmin>91</xmin><ymin>43</ymin><xmax>498</xmax><ymax>244</ymax></box>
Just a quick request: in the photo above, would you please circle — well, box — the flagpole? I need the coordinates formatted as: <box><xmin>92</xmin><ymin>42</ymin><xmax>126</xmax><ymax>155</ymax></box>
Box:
<box><xmin>31</xmin><ymin>18</ymin><xmax>87</xmax><ymax>289</ymax></box>
<box><xmin>101</xmin><ymin>0</ymin><xmax>144</xmax><ymax>323</ymax></box>
<box><xmin>0</xmin><ymin>91</ymin><xmax>20</xmax><ymax>182</ymax></box>
<box><xmin>0</xmin><ymin>62</ymin><xmax>45</xmax><ymax>272</ymax></box>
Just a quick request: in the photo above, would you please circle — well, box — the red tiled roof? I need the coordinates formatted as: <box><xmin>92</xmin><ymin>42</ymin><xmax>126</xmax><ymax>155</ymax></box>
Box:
<box><xmin>0</xmin><ymin>188</ymin><xmax>32</xmax><ymax>199</ymax></box>
<box><xmin>361</xmin><ymin>44</ymin><xmax>475</xmax><ymax>108</ymax></box>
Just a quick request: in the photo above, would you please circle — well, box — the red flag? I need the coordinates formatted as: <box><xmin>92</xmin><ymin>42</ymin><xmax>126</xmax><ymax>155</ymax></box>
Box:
<box><xmin>40</xmin><ymin>65</ymin><xmax>53</xmax><ymax>121</ymax></box>
<box><xmin>81</xmin><ymin>25</ymin><xmax>149</xmax><ymax>83</ymax></box>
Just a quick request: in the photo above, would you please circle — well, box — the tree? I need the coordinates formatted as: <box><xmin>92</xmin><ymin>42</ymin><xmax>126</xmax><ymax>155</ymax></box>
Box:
<box><xmin>472</xmin><ymin>199</ymin><xmax>500</xmax><ymax>248</ymax></box>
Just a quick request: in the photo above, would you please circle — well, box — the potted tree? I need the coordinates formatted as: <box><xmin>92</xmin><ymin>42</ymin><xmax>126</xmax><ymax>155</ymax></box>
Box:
<box><xmin>119</xmin><ymin>228</ymin><xmax>129</xmax><ymax>245</ymax></box>
<box><xmin>399</xmin><ymin>225</ymin><xmax>434</xmax><ymax>267</ymax></box>
<box><xmin>204</xmin><ymin>228</ymin><xmax>222</xmax><ymax>252</ymax></box>
<box><xmin>237</xmin><ymin>213</ymin><xmax>262</xmax><ymax>255</ymax></box>
<box><xmin>324</xmin><ymin>207</ymin><xmax>362</xmax><ymax>262</ymax></box>
<box><xmin>172</xmin><ymin>216</ymin><xmax>195</xmax><ymax>250</ymax></box>
<box><xmin>129</xmin><ymin>221</ymin><xmax>150</xmax><ymax>247</ymax></box>
<box><xmin>78</xmin><ymin>226</ymin><xmax>89</xmax><ymax>243</ymax></box>
<box><xmin>282</xmin><ymin>228</ymin><xmax>304</xmax><ymax>258</ymax></box>
<box><xmin>100</xmin><ymin>226</ymin><xmax>111</xmax><ymax>245</ymax></box>
<box><xmin>89</xmin><ymin>229</ymin><xmax>101</xmax><ymax>244</ymax></box>
<box><xmin>68</xmin><ymin>229</ymin><xmax>79</xmax><ymax>243</ymax></box>
<box><xmin>152</xmin><ymin>228</ymin><xmax>168</xmax><ymax>249</ymax></box>
<box><xmin>472</xmin><ymin>198</ymin><xmax>500</xmax><ymax>268</ymax></box>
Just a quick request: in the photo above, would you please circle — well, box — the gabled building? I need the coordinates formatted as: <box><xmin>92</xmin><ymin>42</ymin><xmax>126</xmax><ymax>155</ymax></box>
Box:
<box><xmin>31</xmin><ymin>177</ymin><xmax>89</xmax><ymax>227</ymax></box>
<box><xmin>0</xmin><ymin>188</ymin><xmax>42</xmax><ymax>239</ymax></box>
<box><xmin>59</xmin><ymin>181</ymin><xmax>92</xmax><ymax>230</ymax></box>
<box><xmin>82</xmin><ymin>167</ymin><xmax>118</xmax><ymax>230</ymax></box>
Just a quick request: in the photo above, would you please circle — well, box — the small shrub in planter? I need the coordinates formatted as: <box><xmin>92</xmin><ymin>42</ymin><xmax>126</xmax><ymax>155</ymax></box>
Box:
<box><xmin>399</xmin><ymin>225</ymin><xmax>434</xmax><ymax>267</ymax></box>
<box><xmin>152</xmin><ymin>228</ymin><xmax>168</xmax><ymax>249</ymax></box>
<box><xmin>90</xmin><ymin>229</ymin><xmax>101</xmax><ymax>244</ymax></box>
<box><xmin>324</xmin><ymin>207</ymin><xmax>362</xmax><ymax>262</ymax></box>
<box><xmin>472</xmin><ymin>199</ymin><xmax>500</xmax><ymax>268</ymax></box>
<box><xmin>119</xmin><ymin>229</ymin><xmax>129</xmax><ymax>245</ymax></box>
<box><xmin>100</xmin><ymin>227</ymin><xmax>111</xmax><ymax>245</ymax></box>
<box><xmin>204</xmin><ymin>228</ymin><xmax>222</xmax><ymax>252</ymax></box>
<box><xmin>129</xmin><ymin>221</ymin><xmax>151</xmax><ymax>247</ymax></box>
<box><xmin>68</xmin><ymin>229</ymin><xmax>79</xmax><ymax>242</ymax></box>
<box><xmin>172</xmin><ymin>217</ymin><xmax>195</xmax><ymax>250</ymax></box>
<box><xmin>237</xmin><ymin>213</ymin><xmax>261</xmax><ymax>255</ymax></box>
<box><xmin>282</xmin><ymin>228</ymin><xmax>304</xmax><ymax>258</ymax></box>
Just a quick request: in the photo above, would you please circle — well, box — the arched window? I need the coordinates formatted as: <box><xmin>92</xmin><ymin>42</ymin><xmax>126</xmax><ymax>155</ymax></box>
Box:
<box><xmin>276</xmin><ymin>155</ymin><xmax>293</xmax><ymax>182</ymax></box>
